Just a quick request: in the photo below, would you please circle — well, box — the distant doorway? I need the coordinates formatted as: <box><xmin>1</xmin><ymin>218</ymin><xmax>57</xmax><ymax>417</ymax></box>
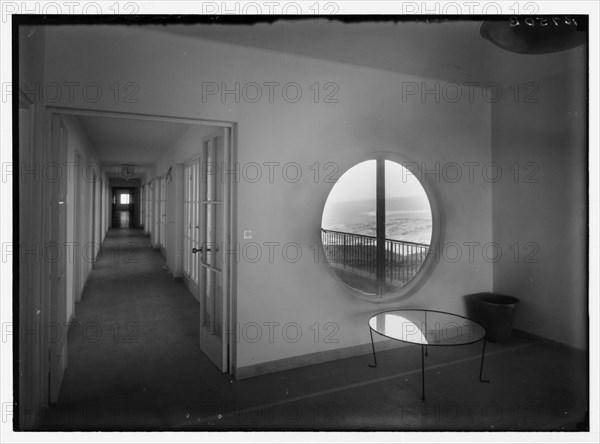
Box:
<box><xmin>112</xmin><ymin>187</ymin><xmax>136</xmax><ymax>228</ymax></box>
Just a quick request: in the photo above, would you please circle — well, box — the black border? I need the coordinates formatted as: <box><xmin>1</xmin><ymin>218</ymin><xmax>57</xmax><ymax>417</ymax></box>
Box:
<box><xmin>11</xmin><ymin>13</ymin><xmax>590</xmax><ymax>432</ymax></box>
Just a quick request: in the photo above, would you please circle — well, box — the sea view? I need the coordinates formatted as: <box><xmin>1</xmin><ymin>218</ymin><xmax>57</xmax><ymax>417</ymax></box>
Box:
<box><xmin>321</xmin><ymin>197</ymin><xmax>433</xmax><ymax>245</ymax></box>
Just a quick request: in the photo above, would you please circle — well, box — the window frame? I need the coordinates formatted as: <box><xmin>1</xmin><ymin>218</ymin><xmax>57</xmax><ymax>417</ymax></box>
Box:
<box><xmin>320</xmin><ymin>151</ymin><xmax>443</xmax><ymax>303</ymax></box>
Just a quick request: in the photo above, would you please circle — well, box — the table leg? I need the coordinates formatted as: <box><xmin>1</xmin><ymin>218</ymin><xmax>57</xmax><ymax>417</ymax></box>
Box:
<box><xmin>421</xmin><ymin>344</ymin><xmax>425</xmax><ymax>401</ymax></box>
<box><xmin>479</xmin><ymin>338</ymin><xmax>490</xmax><ymax>383</ymax></box>
<box><xmin>368</xmin><ymin>328</ymin><xmax>377</xmax><ymax>368</ymax></box>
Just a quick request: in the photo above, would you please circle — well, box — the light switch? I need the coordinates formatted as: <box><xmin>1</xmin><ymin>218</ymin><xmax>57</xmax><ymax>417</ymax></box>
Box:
<box><xmin>243</xmin><ymin>230</ymin><xmax>252</xmax><ymax>239</ymax></box>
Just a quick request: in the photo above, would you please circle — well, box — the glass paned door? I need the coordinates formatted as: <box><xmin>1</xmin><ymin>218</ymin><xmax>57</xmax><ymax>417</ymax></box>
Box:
<box><xmin>184</xmin><ymin>157</ymin><xmax>201</xmax><ymax>300</ymax></box>
<box><xmin>198</xmin><ymin>128</ymin><xmax>230</xmax><ymax>372</ymax></box>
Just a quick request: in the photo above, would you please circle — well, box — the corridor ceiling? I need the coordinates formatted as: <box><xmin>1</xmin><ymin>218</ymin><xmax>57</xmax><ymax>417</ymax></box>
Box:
<box><xmin>77</xmin><ymin>115</ymin><xmax>192</xmax><ymax>180</ymax></box>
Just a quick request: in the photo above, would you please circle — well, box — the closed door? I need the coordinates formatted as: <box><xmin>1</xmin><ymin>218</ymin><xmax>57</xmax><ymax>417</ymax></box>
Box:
<box><xmin>159</xmin><ymin>177</ymin><xmax>167</xmax><ymax>251</ymax></box>
<box><xmin>146</xmin><ymin>183</ymin><xmax>153</xmax><ymax>236</ymax></box>
<box><xmin>91</xmin><ymin>174</ymin><xmax>96</xmax><ymax>260</ymax></box>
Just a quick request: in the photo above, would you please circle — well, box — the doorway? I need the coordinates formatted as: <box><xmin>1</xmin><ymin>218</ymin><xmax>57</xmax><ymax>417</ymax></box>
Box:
<box><xmin>112</xmin><ymin>187</ymin><xmax>136</xmax><ymax>228</ymax></box>
<box><xmin>44</xmin><ymin>107</ymin><xmax>237</xmax><ymax>378</ymax></box>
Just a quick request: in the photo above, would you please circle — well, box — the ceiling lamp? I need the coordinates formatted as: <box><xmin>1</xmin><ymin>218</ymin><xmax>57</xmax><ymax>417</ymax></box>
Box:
<box><xmin>120</xmin><ymin>164</ymin><xmax>137</xmax><ymax>180</ymax></box>
<box><xmin>480</xmin><ymin>16</ymin><xmax>586</xmax><ymax>54</ymax></box>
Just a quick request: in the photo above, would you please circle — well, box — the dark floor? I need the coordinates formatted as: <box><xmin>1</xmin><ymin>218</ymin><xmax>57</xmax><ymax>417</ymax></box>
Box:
<box><xmin>41</xmin><ymin>229</ymin><xmax>588</xmax><ymax>431</ymax></box>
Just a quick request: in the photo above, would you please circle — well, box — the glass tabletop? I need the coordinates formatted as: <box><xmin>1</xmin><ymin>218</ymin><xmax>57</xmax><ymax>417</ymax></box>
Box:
<box><xmin>369</xmin><ymin>309</ymin><xmax>485</xmax><ymax>346</ymax></box>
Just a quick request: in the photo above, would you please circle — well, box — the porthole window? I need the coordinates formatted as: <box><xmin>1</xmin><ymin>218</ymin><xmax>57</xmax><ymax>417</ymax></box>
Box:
<box><xmin>321</xmin><ymin>156</ymin><xmax>436</xmax><ymax>301</ymax></box>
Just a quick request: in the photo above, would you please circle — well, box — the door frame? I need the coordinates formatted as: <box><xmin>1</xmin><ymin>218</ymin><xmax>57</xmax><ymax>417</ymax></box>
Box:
<box><xmin>159</xmin><ymin>175</ymin><xmax>167</xmax><ymax>254</ymax></box>
<box><xmin>44</xmin><ymin>106</ymin><xmax>238</xmax><ymax>375</ymax></box>
<box><xmin>74</xmin><ymin>150</ymin><xmax>83</xmax><ymax>303</ymax></box>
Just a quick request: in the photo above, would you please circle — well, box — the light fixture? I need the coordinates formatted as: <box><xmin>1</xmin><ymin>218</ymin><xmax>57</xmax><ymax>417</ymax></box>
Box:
<box><xmin>120</xmin><ymin>163</ymin><xmax>137</xmax><ymax>180</ymax></box>
<box><xmin>480</xmin><ymin>16</ymin><xmax>586</xmax><ymax>54</ymax></box>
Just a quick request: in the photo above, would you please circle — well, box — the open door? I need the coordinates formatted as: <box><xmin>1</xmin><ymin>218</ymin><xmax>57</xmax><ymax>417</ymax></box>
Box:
<box><xmin>183</xmin><ymin>157</ymin><xmax>201</xmax><ymax>301</ymax></box>
<box><xmin>48</xmin><ymin>116</ymin><xmax>68</xmax><ymax>402</ymax></box>
<box><xmin>196</xmin><ymin>128</ymin><xmax>231</xmax><ymax>372</ymax></box>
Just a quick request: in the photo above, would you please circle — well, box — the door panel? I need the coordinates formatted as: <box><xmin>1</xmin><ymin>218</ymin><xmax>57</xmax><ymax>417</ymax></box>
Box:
<box><xmin>183</xmin><ymin>157</ymin><xmax>201</xmax><ymax>300</ymax></box>
<box><xmin>90</xmin><ymin>174</ymin><xmax>96</xmax><ymax>261</ymax></box>
<box><xmin>140</xmin><ymin>185</ymin><xmax>144</xmax><ymax>228</ymax></box>
<box><xmin>153</xmin><ymin>179</ymin><xmax>160</xmax><ymax>246</ymax></box>
<box><xmin>198</xmin><ymin>128</ymin><xmax>230</xmax><ymax>372</ymax></box>
<box><xmin>146</xmin><ymin>183</ymin><xmax>153</xmax><ymax>236</ymax></box>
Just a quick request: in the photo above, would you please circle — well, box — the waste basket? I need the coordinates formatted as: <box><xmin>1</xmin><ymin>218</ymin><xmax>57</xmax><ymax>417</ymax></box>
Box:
<box><xmin>469</xmin><ymin>293</ymin><xmax>520</xmax><ymax>342</ymax></box>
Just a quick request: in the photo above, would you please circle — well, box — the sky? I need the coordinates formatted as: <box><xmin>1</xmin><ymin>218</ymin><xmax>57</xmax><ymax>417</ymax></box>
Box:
<box><xmin>325</xmin><ymin>159</ymin><xmax>428</xmax><ymax>203</ymax></box>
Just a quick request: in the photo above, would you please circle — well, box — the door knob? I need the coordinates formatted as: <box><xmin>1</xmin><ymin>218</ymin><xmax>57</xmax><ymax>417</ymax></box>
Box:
<box><xmin>192</xmin><ymin>247</ymin><xmax>212</xmax><ymax>254</ymax></box>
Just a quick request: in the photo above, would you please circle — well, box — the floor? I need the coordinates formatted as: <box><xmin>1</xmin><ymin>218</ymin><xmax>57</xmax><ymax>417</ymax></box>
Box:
<box><xmin>41</xmin><ymin>228</ymin><xmax>589</xmax><ymax>431</ymax></box>
<box><xmin>111</xmin><ymin>210</ymin><xmax>131</xmax><ymax>228</ymax></box>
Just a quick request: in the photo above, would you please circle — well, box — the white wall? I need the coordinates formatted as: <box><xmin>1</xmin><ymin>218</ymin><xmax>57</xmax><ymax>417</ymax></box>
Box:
<box><xmin>43</xmin><ymin>25</ymin><xmax>494</xmax><ymax>371</ymax></box>
<box><xmin>491</xmin><ymin>50</ymin><xmax>587</xmax><ymax>350</ymax></box>
<box><xmin>62</xmin><ymin>115</ymin><xmax>104</xmax><ymax>318</ymax></box>
<box><xmin>18</xmin><ymin>25</ymin><xmax>47</xmax><ymax>430</ymax></box>
<box><xmin>17</xmin><ymin>26</ymin><xmax>109</xmax><ymax>428</ymax></box>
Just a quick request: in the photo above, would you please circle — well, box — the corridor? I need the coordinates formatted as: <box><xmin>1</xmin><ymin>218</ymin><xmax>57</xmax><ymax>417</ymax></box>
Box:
<box><xmin>41</xmin><ymin>228</ymin><xmax>219</xmax><ymax>429</ymax></box>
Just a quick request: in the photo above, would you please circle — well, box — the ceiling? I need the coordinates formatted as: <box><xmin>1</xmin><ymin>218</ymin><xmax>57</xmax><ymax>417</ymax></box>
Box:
<box><xmin>77</xmin><ymin>115</ymin><xmax>192</xmax><ymax>179</ymax></box>
<box><xmin>73</xmin><ymin>19</ymin><xmax>585</xmax><ymax>178</ymax></box>
<box><xmin>147</xmin><ymin>18</ymin><xmax>582</xmax><ymax>84</ymax></box>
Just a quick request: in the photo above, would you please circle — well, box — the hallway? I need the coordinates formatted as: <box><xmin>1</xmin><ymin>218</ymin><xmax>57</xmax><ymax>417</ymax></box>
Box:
<box><xmin>42</xmin><ymin>228</ymin><xmax>220</xmax><ymax>429</ymax></box>
<box><xmin>39</xmin><ymin>230</ymin><xmax>588</xmax><ymax>431</ymax></box>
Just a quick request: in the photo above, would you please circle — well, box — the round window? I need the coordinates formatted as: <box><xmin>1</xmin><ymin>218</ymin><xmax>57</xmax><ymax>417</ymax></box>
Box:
<box><xmin>321</xmin><ymin>157</ymin><xmax>435</xmax><ymax>300</ymax></box>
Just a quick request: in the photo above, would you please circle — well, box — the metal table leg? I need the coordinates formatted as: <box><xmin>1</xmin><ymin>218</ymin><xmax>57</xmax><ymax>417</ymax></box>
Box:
<box><xmin>479</xmin><ymin>338</ymin><xmax>490</xmax><ymax>383</ymax></box>
<box><xmin>421</xmin><ymin>344</ymin><xmax>426</xmax><ymax>401</ymax></box>
<box><xmin>368</xmin><ymin>328</ymin><xmax>377</xmax><ymax>368</ymax></box>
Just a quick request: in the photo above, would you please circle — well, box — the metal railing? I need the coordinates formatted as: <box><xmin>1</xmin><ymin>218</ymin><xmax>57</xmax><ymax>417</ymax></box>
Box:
<box><xmin>321</xmin><ymin>228</ymin><xmax>430</xmax><ymax>286</ymax></box>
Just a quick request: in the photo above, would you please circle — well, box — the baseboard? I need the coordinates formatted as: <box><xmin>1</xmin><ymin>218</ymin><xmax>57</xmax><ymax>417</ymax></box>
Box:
<box><xmin>234</xmin><ymin>338</ymin><xmax>408</xmax><ymax>380</ymax></box>
<box><xmin>512</xmin><ymin>328</ymin><xmax>586</xmax><ymax>353</ymax></box>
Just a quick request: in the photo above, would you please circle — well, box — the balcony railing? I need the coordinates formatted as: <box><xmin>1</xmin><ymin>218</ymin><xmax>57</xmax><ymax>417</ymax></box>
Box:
<box><xmin>321</xmin><ymin>228</ymin><xmax>430</xmax><ymax>287</ymax></box>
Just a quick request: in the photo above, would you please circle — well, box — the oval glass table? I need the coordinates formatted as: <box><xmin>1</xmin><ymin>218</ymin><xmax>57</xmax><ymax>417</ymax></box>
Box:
<box><xmin>368</xmin><ymin>309</ymin><xmax>489</xmax><ymax>401</ymax></box>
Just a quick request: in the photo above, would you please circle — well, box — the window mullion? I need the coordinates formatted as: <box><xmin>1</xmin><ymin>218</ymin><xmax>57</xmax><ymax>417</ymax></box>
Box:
<box><xmin>376</xmin><ymin>156</ymin><xmax>386</xmax><ymax>297</ymax></box>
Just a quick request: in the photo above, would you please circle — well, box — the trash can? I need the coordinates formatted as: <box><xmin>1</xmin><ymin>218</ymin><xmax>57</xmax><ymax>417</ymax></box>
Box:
<box><xmin>469</xmin><ymin>293</ymin><xmax>520</xmax><ymax>342</ymax></box>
